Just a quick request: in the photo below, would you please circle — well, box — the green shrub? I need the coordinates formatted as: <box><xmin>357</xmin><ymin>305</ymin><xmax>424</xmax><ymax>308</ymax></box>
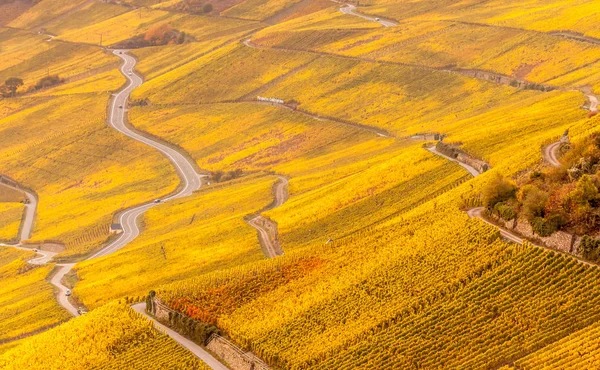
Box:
<box><xmin>493</xmin><ymin>202</ymin><xmax>517</xmax><ymax>221</ymax></box>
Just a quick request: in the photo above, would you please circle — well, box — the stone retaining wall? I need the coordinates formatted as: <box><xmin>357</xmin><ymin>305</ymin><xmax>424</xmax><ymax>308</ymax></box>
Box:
<box><xmin>493</xmin><ymin>216</ymin><xmax>581</xmax><ymax>254</ymax></box>
<box><xmin>207</xmin><ymin>334</ymin><xmax>270</xmax><ymax>370</ymax></box>
<box><xmin>148</xmin><ymin>298</ymin><xmax>271</xmax><ymax>370</ymax></box>
<box><xmin>436</xmin><ymin>142</ymin><xmax>490</xmax><ymax>173</ymax></box>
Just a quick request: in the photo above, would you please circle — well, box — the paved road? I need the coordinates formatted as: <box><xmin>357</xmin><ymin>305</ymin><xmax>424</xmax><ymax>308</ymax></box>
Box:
<box><xmin>339</xmin><ymin>4</ymin><xmax>397</xmax><ymax>27</ymax></box>
<box><xmin>50</xmin><ymin>264</ymin><xmax>79</xmax><ymax>317</ymax></box>
<box><xmin>132</xmin><ymin>303</ymin><xmax>229</xmax><ymax>370</ymax></box>
<box><xmin>46</xmin><ymin>50</ymin><xmax>205</xmax><ymax>320</ymax></box>
<box><xmin>0</xmin><ymin>243</ymin><xmax>57</xmax><ymax>264</ymax></box>
<box><xmin>426</xmin><ymin>146</ymin><xmax>481</xmax><ymax>177</ymax></box>
<box><xmin>247</xmin><ymin>176</ymin><xmax>288</xmax><ymax>258</ymax></box>
<box><xmin>88</xmin><ymin>50</ymin><xmax>204</xmax><ymax>260</ymax></box>
<box><xmin>543</xmin><ymin>141</ymin><xmax>562</xmax><ymax>167</ymax></box>
<box><xmin>467</xmin><ymin>207</ymin><xmax>523</xmax><ymax>244</ymax></box>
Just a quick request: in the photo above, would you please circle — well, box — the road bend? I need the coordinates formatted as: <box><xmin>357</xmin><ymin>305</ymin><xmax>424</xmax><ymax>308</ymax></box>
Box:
<box><xmin>543</xmin><ymin>141</ymin><xmax>562</xmax><ymax>167</ymax></box>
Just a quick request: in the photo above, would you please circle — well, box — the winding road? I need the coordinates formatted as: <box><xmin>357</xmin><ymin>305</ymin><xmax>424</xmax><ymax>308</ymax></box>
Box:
<box><xmin>48</xmin><ymin>51</ymin><xmax>205</xmax><ymax>321</ymax></box>
<box><xmin>467</xmin><ymin>207</ymin><xmax>523</xmax><ymax>244</ymax></box>
<box><xmin>339</xmin><ymin>4</ymin><xmax>397</xmax><ymax>27</ymax></box>
<box><xmin>88</xmin><ymin>51</ymin><xmax>204</xmax><ymax>260</ymax></box>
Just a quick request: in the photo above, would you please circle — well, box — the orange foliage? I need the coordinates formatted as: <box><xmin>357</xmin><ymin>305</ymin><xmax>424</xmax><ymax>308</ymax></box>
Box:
<box><xmin>169</xmin><ymin>257</ymin><xmax>323</xmax><ymax>324</ymax></box>
<box><xmin>144</xmin><ymin>24</ymin><xmax>173</xmax><ymax>46</ymax></box>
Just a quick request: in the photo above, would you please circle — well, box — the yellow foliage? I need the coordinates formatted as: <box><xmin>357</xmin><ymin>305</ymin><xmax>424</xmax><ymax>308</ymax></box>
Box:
<box><xmin>0</xmin><ymin>203</ymin><xmax>23</xmax><ymax>241</ymax></box>
<box><xmin>0</xmin><ymin>301</ymin><xmax>209</xmax><ymax>369</ymax></box>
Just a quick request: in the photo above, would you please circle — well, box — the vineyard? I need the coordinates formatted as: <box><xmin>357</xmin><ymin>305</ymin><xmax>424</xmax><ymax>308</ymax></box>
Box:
<box><xmin>252</xmin><ymin>14</ymin><xmax>600</xmax><ymax>88</ymax></box>
<box><xmin>1</xmin><ymin>0</ymin><xmax>600</xmax><ymax>368</ymax></box>
<box><xmin>0</xmin><ymin>258</ymin><xmax>71</xmax><ymax>343</ymax></box>
<box><xmin>0</xmin><ymin>203</ymin><xmax>23</xmax><ymax>241</ymax></box>
<box><xmin>0</xmin><ymin>91</ymin><xmax>177</xmax><ymax>257</ymax></box>
<box><xmin>132</xmin><ymin>43</ymin><xmax>317</xmax><ymax>104</ymax></box>
<box><xmin>0</xmin><ymin>301</ymin><xmax>209</xmax><ymax>370</ymax></box>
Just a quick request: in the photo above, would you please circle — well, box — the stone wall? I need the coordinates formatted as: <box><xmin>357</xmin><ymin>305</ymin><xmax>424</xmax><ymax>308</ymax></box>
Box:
<box><xmin>148</xmin><ymin>298</ymin><xmax>271</xmax><ymax>370</ymax></box>
<box><xmin>456</xmin><ymin>153</ymin><xmax>490</xmax><ymax>173</ymax></box>
<box><xmin>436</xmin><ymin>142</ymin><xmax>490</xmax><ymax>173</ymax></box>
<box><xmin>152</xmin><ymin>298</ymin><xmax>171</xmax><ymax>322</ymax></box>
<box><xmin>207</xmin><ymin>335</ymin><xmax>270</xmax><ymax>370</ymax></box>
<box><xmin>493</xmin><ymin>215</ymin><xmax>580</xmax><ymax>254</ymax></box>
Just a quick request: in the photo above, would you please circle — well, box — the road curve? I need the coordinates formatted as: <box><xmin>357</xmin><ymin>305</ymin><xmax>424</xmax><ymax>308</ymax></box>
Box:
<box><xmin>50</xmin><ymin>264</ymin><xmax>79</xmax><ymax>317</ymax></box>
<box><xmin>467</xmin><ymin>207</ymin><xmax>523</xmax><ymax>244</ymax></box>
<box><xmin>426</xmin><ymin>146</ymin><xmax>481</xmax><ymax>177</ymax></box>
<box><xmin>48</xmin><ymin>50</ymin><xmax>206</xmax><ymax>320</ymax></box>
<box><xmin>339</xmin><ymin>4</ymin><xmax>397</xmax><ymax>27</ymax></box>
<box><xmin>467</xmin><ymin>207</ymin><xmax>594</xmax><ymax>267</ymax></box>
<box><xmin>132</xmin><ymin>303</ymin><xmax>229</xmax><ymax>370</ymax></box>
<box><xmin>88</xmin><ymin>50</ymin><xmax>204</xmax><ymax>260</ymax></box>
<box><xmin>543</xmin><ymin>141</ymin><xmax>562</xmax><ymax>167</ymax></box>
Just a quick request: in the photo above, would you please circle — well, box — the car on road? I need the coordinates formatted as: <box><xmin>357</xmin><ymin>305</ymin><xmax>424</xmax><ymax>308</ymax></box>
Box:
<box><xmin>119</xmin><ymin>105</ymin><xmax>123</xmax><ymax>109</ymax></box>
<box><xmin>77</xmin><ymin>307</ymin><xmax>87</xmax><ymax>315</ymax></box>
<box><xmin>154</xmin><ymin>199</ymin><xmax>161</xmax><ymax>203</ymax></box>
<box><xmin>22</xmin><ymin>198</ymin><xmax>30</xmax><ymax>204</ymax></box>
<box><xmin>33</xmin><ymin>248</ymin><xmax>38</xmax><ymax>253</ymax></box>
<box><xmin>128</xmin><ymin>72</ymin><xmax>132</xmax><ymax>76</ymax></box>
<box><xmin>375</xmin><ymin>17</ymin><xmax>380</xmax><ymax>21</ymax></box>
<box><xmin>65</xmin><ymin>289</ymin><xmax>71</xmax><ymax>296</ymax></box>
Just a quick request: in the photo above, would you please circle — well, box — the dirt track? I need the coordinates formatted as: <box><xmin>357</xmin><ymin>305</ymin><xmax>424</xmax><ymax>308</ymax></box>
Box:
<box><xmin>543</xmin><ymin>141</ymin><xmax>562</xmax><ymax>167</ymax></box>
<box><xmin>247</xmin><ymin>175</ymin><xmax>288</xmax><ymax>258</ymax></box>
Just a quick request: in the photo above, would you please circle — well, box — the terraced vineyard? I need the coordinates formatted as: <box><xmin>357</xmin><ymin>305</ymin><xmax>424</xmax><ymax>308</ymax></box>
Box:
<box><xmin>1</xmin><ymin>0</ymin><xmax>600</xmax><ymax>368</ymax></box>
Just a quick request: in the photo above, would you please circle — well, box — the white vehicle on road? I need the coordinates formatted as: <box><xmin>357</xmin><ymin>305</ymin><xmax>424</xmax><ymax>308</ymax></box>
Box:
<box><xmin>65</xmin><ymin>289</ymin><xmax>71</xmax><ymax>296</ymax></box>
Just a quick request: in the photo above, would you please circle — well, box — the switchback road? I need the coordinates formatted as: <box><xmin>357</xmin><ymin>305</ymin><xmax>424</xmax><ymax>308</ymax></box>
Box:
<box><xmin>49</xmin><ymin>50</ymin><xmax>205</xmax><ymax>320</ymax></box>
<box><xmin>88</xmin><ymin>50</ymin><xmax>204</xmax><ymax>259</ymax></box>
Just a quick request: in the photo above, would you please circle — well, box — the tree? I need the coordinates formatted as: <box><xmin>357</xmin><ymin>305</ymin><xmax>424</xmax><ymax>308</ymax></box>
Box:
<box><xmin>5</xmin><ymin>77</ymin><xmax>23</xmax><ymax>97</ymax></box>
<box><xmin>521</xmin><ymin>186</ymin><xmax>549</xmax><ymax>222</ymax></box>
<box><xmin>144</xmin><ymin>24</ymin><xmax>173</xmax><ymax>46</ymax></box>
<box><xmin>482</xmin><ymin>173</ymin><xmax>517</xmax><ymax>209</ymax></box>
<box><xmin>570</xmin><ymin>175</ymin><xmax>598</xmax><ymax>206</ymax></box>
<box><xmin>203</xmin><ymin>3</ymin><xmax>213</xmax><ymax>13</ymax></box>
